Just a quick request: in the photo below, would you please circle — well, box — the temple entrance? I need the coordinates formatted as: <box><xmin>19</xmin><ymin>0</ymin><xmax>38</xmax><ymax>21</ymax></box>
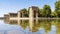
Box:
<box><xmin>20</xmin><ymin>13</ymin><xmax>22</xmax><ymax>18</ymax></box>
<box><xmin>33</xmin><ymin>10</ymin><xmax>36</xmax><ymax>18</ymax></box>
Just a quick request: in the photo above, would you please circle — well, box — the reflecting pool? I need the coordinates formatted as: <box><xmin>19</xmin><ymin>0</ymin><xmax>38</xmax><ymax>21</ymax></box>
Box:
<box><xmin>0</xmin><ymin>19</ymin><xmax>60</xmax><ymax>34</ymax></box>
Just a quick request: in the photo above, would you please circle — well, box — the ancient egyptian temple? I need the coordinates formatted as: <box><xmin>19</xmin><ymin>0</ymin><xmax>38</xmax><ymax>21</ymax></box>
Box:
<box><xmin>4</xmin><ymin>6</ymin><xmax>38</xmax><ymax>19</ymax></box>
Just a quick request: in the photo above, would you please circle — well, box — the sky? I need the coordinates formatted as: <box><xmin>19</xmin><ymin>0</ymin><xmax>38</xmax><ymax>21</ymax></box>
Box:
<box><xmin>0</xmin><ymin>0</ymin><xmax>56</xmax><ymax>17</ymax></box>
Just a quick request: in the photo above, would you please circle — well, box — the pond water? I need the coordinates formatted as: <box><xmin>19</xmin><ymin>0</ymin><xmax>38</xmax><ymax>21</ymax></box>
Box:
<box><xmin>0</xmin><ymin>19</ymin><xmax>60</xmax><ymax>34</ymax></box>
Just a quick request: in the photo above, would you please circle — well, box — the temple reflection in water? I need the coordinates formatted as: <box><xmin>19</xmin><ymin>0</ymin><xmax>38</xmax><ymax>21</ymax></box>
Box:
<box><xmin>3</xmin><ymin>19</ymin><xmax>60</xmax><ymax>34</ymax></box>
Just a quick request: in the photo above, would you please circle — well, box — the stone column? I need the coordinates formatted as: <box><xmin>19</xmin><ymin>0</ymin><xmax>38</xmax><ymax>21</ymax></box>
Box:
<box><xmin>29</xmin><ymin>7</ymin><xmax>34</xmax><ymax>20</ymax></box>
<box><xmin>18</xmin><ymin>11</ymin><xmax>21</xmax><ymax>18</ymax></box>
<box><xmin>36</xmin><ymin>11</ymin><xmax>38</xmax><ymax>19</ymax></box>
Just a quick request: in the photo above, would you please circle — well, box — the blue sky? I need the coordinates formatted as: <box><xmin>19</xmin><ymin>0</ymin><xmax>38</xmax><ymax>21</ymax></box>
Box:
<box><xmin>0</xmin><ymin>0</ymin><xmax>56</xmax><ymax>17</ymax></box>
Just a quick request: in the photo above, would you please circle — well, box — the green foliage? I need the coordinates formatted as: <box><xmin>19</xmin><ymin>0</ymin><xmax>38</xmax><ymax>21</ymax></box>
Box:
<box><xmin>42</xmin><ymin>5</ymin><xmax>51</xmax><ymax>17</ymax></box>
<box><xmin>55</xmin><ymin>1</ymin><xmax>60</xmax><ymax>17</ymax></box>
<box><xmin>18</xmin><ymin>0</ymin><xmax>60</xmax><ymax>18</ymax></box>
<box><xmin>21</xmin><ymin>8</ymin><xmax>28</xmax><ymax>17</ymax></box>
<box><xmin>51</xmin><ymin>11</ymin><xmax>57</xmax><ymax>17</ymax></box>
<box><xmin>38</xmin><ymin>9</ymin><xmax>43</xmax><ymax>17</ymax></box>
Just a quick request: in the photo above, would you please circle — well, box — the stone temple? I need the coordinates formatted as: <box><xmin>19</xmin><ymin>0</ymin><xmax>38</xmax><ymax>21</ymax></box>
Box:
<box><xmin>4</xmin><ymin>6</ymin><xmax>38</xmax><ymax>20</ymax></box>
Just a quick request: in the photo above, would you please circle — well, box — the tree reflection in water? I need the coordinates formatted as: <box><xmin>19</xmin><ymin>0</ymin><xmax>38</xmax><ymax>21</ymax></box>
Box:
<box><xmin>55</xmin><ymin>19</ymin><xmax>60</xmax><ymax>34</ymax></box>
<box><xmin>4</xmin><ymin>19</ymin><xmax>60</xmax><ymax>34</ymax></box>
<box><xmin>19</xmin><ymin>20</ymin><xmax>29</xmax><ymax>30</ymax></box>
<box><xmin>50</xmin><ymin>19</ymin><xmax>60</xmax><ymax>34</ymax></box>
<box><xmin>38</xmin><ymin>19</ymin><xmax>51</xmax><ymax>33</ymax></box>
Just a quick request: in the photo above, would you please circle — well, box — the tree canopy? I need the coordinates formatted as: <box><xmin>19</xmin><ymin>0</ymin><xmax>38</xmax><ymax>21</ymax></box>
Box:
<box><xmin>19</xmin><ymin>0</ymin><xmax>60</xmax><ymax>18</ymax></box>
<box><xmin>55</xmin><ymin>1</ymin><xmax>60</xmax><ymax>17</ymax></box>
<box><xmin>42</xmin><ymin>5</ymin><xmax>51</xmax><ymax>17</ymax></box>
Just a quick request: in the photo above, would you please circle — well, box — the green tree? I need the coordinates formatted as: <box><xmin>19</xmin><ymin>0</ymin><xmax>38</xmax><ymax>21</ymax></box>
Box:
<box><xmin>51</xmin><ymin>11</ymin><xmax>57</xmax><ymax>18</ymax></box>
<box><xmin>21</xmin><ymin>8</ymin><xmax>28</xmax><ymax>17</ymax></box>
<box><xmin>38</xmin><ymin>9</ymin><xmax>43</xmax><ymax>17</ymax></box>
<box><xmin>55</xmin><ymin>1</ymin><xmax>60</xmax><ymax>17</ymax></box>
<box><xmin>42</xmin><ymin>5</ymin><xmax>51</xmax><ymax>17</ymax></box>
<box><xmin>27</xmin><ymin>8</ymin><xmax>30</xmax><ymax>17</ymax></box>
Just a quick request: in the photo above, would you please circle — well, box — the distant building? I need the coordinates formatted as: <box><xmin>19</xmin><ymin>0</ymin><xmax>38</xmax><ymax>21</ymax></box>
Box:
<box><xmin>4</xmin><ymin>14</ymin><xmax>9</xmax><ymax>23</ymax></box>
<box><xmin>4</xmin><ymin>14</ymin><xmax>9</xmax><ymax>19</ymax></box>
<box><xmin>9</xmin><ymin>13</ymin><xmax>18</xmax><ymax>18</ymax></box>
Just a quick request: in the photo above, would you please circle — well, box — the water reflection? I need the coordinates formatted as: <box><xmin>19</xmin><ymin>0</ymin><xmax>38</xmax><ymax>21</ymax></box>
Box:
<box><xmin>39</xmin><ymin>19</ymin><xmax>51</xmax><ymax>33</ymax></box>
<box><xmin>4</xmin><ymin>19</ymin><xmax>60</xmax><ymax>34</ymax></box>
<box><xmin>18</xmin><ymin>20</ymin><xmax>29</xmax><ymax>30</ymax></box>
<box><xmin>55</xmin><ymin>19</ymin><xmax>60</xmax><ymax>34</ymax></box>
<box><xmin>29</xmin><ymin>19</ymin><xmax>39</xmax><ymax>32</ymax></box>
